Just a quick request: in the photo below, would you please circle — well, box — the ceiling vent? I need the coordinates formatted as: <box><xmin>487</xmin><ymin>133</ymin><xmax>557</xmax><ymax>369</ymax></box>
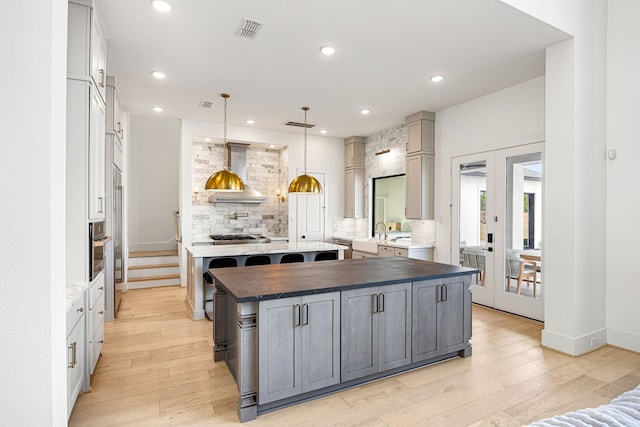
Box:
<box><xmin>234</xmin><ymin>18</ymin><xmax>263</xmax><ymax>40</ymax></box>
<box><xmin>199</xmin><ymin>100</ymin><xmax>213</xmax><ymax>108</ymax></box>
<box><xmin>284</xmin><ymin>121</ymin><xmax>315</xmax><ymax>129</ymax></box>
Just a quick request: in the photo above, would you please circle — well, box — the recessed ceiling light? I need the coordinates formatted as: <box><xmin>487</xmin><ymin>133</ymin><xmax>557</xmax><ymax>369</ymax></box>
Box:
<box><xmin>269</xmin><ymin>144</ymin><xmax>275</xmax><ymax>148</ymax></box>
<box><xmin>430</xmin><ymin>75</ymin><xmax>445</xmax><ymax>83</ymax></box>
<box><xmin>152</xmin><ymin>106</ymin><xmax>163</xmax><ymax>112</ymax></box>
<box><xmin>204</xmin><ymin>137</ymin><xmax>212</xmax><ymax>142</ymax></box>
<box><xmin>150</xmin><ymin>0</ymin><xmax>172</xmax><ymax>12</ymax></box>
<box><xmin>151</xmin><ymin>70</ymin><xmax>166</xmax><ymax>79</ymax></box>
<box><xmin>360</xmin><ymin>109</ymin><xmax>371</xmax><ymax>115</ymax></box>
<box><xmin>320</xmin><ymin>129</ymin><xmax>328</xmax><ymax>134</ymax></box>
<box><xmin>245</xmin><ymin>119</ymin><xmax>255</xmax><ymax>125</ymax></box>
<box><xmin>320</xmin><ymin>45</ymin><xmax>335</xmax><ymax>56</ymax></box>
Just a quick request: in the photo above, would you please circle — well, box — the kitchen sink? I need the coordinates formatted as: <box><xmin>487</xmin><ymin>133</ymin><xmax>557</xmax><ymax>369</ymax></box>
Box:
<box><xmin>352</xmin><ymin>238</ymin><xmax>385</xmax><ymax>254</ymax></box>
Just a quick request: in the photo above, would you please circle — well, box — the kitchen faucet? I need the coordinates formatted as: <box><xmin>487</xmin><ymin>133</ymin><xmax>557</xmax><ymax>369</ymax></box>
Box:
<box><xmin>375</xmin><ymin>221</ymin><xmax>387</xmax><ymax>240</ymax></box>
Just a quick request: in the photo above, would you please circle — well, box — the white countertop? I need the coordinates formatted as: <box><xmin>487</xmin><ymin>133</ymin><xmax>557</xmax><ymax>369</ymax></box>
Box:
<box><xmin>66</xmin><ymin>282</ymin><xmax>86</xmax><ymax>310</ymax></box>
<box><xmin>351</xmin><ymin>237</ymin><xmax>434</xmax><ymax>254</ymax></box>
<box><xmin>187</xmin><ymin>241</ymin><xmax>348</xmax><ymax>258</ymax></box>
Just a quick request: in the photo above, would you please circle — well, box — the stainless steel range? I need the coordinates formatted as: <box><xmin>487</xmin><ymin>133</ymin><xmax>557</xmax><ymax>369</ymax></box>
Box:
<box><xmin>210</xmin><ymin>234</ymin><xmax>272</xmax><ymax>245</ymax></box>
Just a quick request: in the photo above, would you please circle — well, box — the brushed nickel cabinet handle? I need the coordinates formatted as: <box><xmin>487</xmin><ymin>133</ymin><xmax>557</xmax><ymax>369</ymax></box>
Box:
<box><xmin>77</xmin><ymin>307</ymin><xmax>84</xmax><ymax>313</ymax></box>
<box><xmin>99</xmin><ymin>69</ymin><xmax>105</xmax><ymax>88</ymax></box>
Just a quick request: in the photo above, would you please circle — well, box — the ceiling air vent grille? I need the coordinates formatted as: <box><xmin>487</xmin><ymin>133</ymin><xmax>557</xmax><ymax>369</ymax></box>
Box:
<box><xmin>235</xmin><ymin>18</ymin><xmax>263</xmax><ymax>40</ymax></box>
<box><xmin>284</xmin><ymin>121</ymin><xmax>315</xmax><ymax>129</ymax></box>
<box><xmin>199</xmin><ymin>100</ymin><xmax>213</xmax><ymax>108</ymax></box>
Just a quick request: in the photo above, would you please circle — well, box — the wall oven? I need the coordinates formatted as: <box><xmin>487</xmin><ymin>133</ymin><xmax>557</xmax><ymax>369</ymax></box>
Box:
<box><xmin>89</xmin><ymin>221</ymin><xmax>108</xmax><ymax>281</ymax></box>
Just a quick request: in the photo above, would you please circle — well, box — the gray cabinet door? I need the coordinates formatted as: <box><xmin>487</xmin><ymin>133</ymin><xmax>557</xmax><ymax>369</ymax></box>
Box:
<box><xmin>440</xmin><ymin>279</ymin><xmax>471</xmax><ymax>354</ymax></box>
<box><xmin>259</xmin><ymin>292</ymin><xmax>341</xmax><ymax>404</ymax></box>
<box><xmin>412</xmin><ymin>279</ymin><xmax>441</xmax><ymax>362</ymax></box>
<box><xmin>378</xmin><ymin>282</ymin><xmax>412</xmax><ymax>371</ymax></box>
<box><xmin>342</xmin><ymin>283</ymin><xmax>412</xmax><ymax>381</ymax></box>
<box><xmin>258</xmin><ymin>297</ymin><xmax>301</xmax><ymax>404</ymax></box>
<box><xmin>341</xmin><ymin>287</ymin><xmax>378</xmax><ymax>381</ymax></box>
<box><xmin>302</xmin><ymin>292</ymin><xmax>340</xmax><ymax>392</ymax></box>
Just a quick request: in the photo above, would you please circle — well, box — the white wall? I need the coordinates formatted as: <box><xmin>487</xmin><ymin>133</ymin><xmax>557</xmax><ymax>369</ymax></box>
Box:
<box><xmin>0</xmin><ymin>0</ymin><xmax>68</xmax><ymax>424</ymax></box>
<box><xmin>128</xmin><ymin>116</ymin><xmax>181</xmax><ymax>251</ymax></box>
<box><xmin>435</xmin><ymin>77</ymin><xmax>546</xmax><ymax>263</ymax></box>
<box><xmin>606</xmin><ymin>0</ymin><xmax>640</xmax><ymax>352</ymax></box>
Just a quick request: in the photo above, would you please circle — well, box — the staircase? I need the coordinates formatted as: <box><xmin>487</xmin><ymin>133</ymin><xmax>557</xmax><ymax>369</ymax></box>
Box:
<box><xmin>127</xmin><ymin>250</ymin><xmax>181</xmax><ymax>289</ymax></box>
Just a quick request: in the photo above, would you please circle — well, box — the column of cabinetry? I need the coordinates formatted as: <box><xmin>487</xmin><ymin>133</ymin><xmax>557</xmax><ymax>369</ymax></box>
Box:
<box><xmin>344</xmin><ymin>136</ymin><xmax>365</xmax><ymax>218</ymax></box>
<box><xmin>105</xmin><ymin>76</ymin><xmax>125</xmax><ymax>322</ymax></box>
<box><xmin>404</xmin><ymin>111</ymin><xmax>435</xmax><ymax>220</ymax></box>
<box><xmin>341</xmin><ymin>282</ymin><xmax>411</xmax><ymax>381</ymax></box>
<box><xmin>66</xmin><ymin>0</ymin><xmax>108</xmax><ymax>414</ymax></box>
<box><xmin>412</xmin><ymin>278</ymin><xmax>472</xmax><ymax>362</ymax></box>
<box><xmin>258</xmin><ymin>292</ymin><xmax>340</xmax><ymax>404</ymax></box>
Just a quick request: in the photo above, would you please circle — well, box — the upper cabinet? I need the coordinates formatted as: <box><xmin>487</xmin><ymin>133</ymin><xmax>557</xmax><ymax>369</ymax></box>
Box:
<box><xmin>404</xmin><ymin>112</ymin><xmax>435</xmax><ymax>220</ymax></box>
<box><xmin>405</xmin><ymin>111</ymin><xmax>435</xmax><ymax>155</ymax></box>
<box><xmin>344</xmin><ymin>136</ymin><xmax>365</xmax><ymax>218</ymax></box>
<box><xmin>345</xmin><ymin>136</ymin><xmax>365</xmax><ymax>168</ymax></box>
<box><xmin>67</xmin><ymin>0</ymin><xmax>107</xmax><ymax>103</ymax></box>
<box><xmin>90</xmin><ymin>9</ymin><xmax>107</xmax><ymax>102</ymax></box>
<box><xmin>89</xmin><ymin>85</ymin><xmax>106</xmax><ymax>220</ymax></box>
<box><xmin>106</xmin><ymin>75</ymin><xmax>125</xmax><ymax>145</ymax></box>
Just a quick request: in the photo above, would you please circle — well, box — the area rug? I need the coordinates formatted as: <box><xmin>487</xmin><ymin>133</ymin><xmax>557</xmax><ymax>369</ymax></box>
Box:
<box><xmin>529</xmin><ymin>384</ymin><xmax>640</xmax><ymax>426</ymax></box>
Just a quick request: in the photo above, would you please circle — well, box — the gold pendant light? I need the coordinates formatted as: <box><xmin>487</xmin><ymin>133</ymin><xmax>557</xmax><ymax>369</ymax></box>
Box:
<box><xmin>205</xmin><ymin>93</ymin><xmax>244</xmax><ymax>191</ymax></box>
<box><xmin>288</xmin><ymin>107</ymin><xmax>323</xmax><ymax>193</ymax></box>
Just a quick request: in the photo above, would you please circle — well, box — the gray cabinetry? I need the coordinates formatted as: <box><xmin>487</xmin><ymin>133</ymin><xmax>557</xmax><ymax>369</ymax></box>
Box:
<box><xmin>258</xmin><ymin>292</ymin><xmax>340</xmax><ymax>404</ymax></box>
<box><xmin>341</xmin><ymin>282</ymin><xmax>411</xmax><ymax>381</ymax></box>
<box><xmin>344</xmin><ymin>136</ymin><xmax>365</xmax><ymax>218</ymax></box>
<box><xmin>66</xmin><ymin>293</ymin><xmax>86</xmax><ymax>419</ymax></box>
<box><xmin>412</xmin><ymin>278</ymin><xmax>472</xmax><ymax>363</ymax></box>
<box><xmin>404</xmin><ymin>111</ymin><xmax>435</xmax><ymax>220</ymax></box>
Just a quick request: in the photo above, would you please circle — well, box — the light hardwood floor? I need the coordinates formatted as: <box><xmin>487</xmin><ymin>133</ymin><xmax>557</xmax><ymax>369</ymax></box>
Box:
<box><xmin>69</xmin><ymin>285</ymin><xmax>640</xmax><ymax>426</ymax></box>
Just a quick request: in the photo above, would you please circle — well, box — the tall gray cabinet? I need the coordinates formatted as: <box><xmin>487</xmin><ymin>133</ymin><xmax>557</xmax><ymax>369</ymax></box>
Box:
<box><xmin>258</xmin><ymin>292</ymin><xmax>340</xmax><ymax>404</ymax></box>
<box><xmin>341</xmin><ymin>282</ymin><xmax>412</xmax><ymax>381</ymax></box>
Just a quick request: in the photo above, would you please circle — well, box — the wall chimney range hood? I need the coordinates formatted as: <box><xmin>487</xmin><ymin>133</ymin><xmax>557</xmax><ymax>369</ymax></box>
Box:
<box><xmin>211</xmin><ymin>143</ymin><xmax>268</xmax><ymax>203</ymax></box>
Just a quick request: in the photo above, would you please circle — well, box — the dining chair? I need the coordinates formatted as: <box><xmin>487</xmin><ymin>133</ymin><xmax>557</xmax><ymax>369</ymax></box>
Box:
<box><xmin>505</xmin><ymin>251</ymin><xmax>538</xmax><ymax>297</ymax></box>
<box><xmin>463</xmin><ymin>246</ymin><xmax>486</xmax><ymax>285</ymax></box>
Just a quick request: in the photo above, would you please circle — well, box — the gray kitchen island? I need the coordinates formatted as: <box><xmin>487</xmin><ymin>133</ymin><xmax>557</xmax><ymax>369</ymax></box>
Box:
<box><xmin>210</xmin><ymin>256</ymin><xmax>476</xmax><ymax>422</ymax></box>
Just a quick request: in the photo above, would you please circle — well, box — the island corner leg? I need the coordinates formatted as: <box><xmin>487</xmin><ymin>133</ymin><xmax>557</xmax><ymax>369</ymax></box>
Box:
<box><xmin>213</xmin><ymin>284</ymin><xmax>228</xmax><ymax>362</ymax></box>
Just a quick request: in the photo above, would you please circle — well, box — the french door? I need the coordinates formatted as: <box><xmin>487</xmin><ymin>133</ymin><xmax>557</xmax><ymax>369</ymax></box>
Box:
<box><xmin>452</xmin><ymin>143</ymin><xmax>543</xmax><ymax>321</ymax></box>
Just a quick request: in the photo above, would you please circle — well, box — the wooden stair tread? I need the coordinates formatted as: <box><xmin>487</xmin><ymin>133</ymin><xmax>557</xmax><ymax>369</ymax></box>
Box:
<box><xmin>128</xmin><ymin>274</ymin><xmax>180</xmax><ymax>282</ymax></box>
<box><xmin>130</xmin><ymin>250</ymin><xmax>177</xmax><ymax>258</ymax></box>
<box><xmin>128</xmin><ymin>263</ymin><xmax>179</xmax><ymax>270</ymax></box>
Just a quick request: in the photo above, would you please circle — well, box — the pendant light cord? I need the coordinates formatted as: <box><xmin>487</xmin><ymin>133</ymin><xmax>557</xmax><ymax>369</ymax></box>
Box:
<box><xmin>303</xmin><ymin>106</ymin><xmax>309</xmax><ymax>174</ymax></box>
<box><xmin>222</xmin><ymin>93</ymin><xmax>229</xmax><ymax>170</ymax></box>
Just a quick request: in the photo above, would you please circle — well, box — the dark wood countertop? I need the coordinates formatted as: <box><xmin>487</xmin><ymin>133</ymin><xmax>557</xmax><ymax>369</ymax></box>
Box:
<box><xmin>210</xmin><ymin>257</ymin><xmax>478</xmax><ymax>302</ymax></box>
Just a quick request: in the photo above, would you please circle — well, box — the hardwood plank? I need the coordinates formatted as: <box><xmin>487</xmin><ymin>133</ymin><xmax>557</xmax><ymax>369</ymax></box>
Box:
<box><xmin>69</xmin><ymin>285</ymin><xmax>640</xmax><ymax>426</ymax></box>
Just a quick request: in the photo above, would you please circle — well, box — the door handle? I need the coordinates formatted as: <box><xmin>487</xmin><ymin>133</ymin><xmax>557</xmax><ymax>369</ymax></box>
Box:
<box><xmin>372</xmin><ymin>294</ymin><xmax>378</xmax><ymax>313</ymax></box>
<box><xmin>441</xmin><ymin>284</ymin><xmax>448</xmax><ymax>302</ymax></box>
<box><xmin>378</xmin><ymin>293</ymin><xmax>384</xmax><ymax>312</ymax></box>
<box><xmin>294</xmin><ymin>304</ymin><xmax>301</xmax><ymax>326</ymax></box>
<box><xmin>302</xmin><ymin>303</ymin><xmax>309</xmax><ymax>325</ymax></box>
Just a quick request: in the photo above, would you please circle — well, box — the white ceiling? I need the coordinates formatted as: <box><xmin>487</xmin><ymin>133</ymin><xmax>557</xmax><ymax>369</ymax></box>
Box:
<box><xmin>97</xmin><ymin>0</ymin><xmax>569</xmax><ymax>139</ymax></box>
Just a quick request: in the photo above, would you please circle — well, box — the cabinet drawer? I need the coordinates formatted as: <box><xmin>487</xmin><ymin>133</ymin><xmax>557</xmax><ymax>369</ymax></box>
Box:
<box><xmin>378</xmin><ymin>245</ymin><xmax>395</xmax><ymax>257</ymax></box>
<box><xmin>89</xmin><ymin>274</ymin><xmax>105</xmax><ymax>309</ymax></box>
<box><xmin>394</xmin><ymin>248</ymin><xmax>408</xmax><ymax>257</ymax></box>
<box><xmin>90</xmin><ymin>291</ymin><xmax>105</xmax><ymax>337</ymax></box>
<box><xmin>89</xmin><ymin>321</ymin><xmax>104</xmax><ymax>375</ymax></box>
<box><xmin>67</xmin><ymin>294</ymin><xmax>85</xmax><ymax>336</ymax></box>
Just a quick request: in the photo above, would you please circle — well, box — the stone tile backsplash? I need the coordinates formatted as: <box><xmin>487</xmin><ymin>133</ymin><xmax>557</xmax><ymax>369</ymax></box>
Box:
<box><xmin>192</xmin><ymin>141</ymin><xmax>288</xmax><ymax>240</ymax></box>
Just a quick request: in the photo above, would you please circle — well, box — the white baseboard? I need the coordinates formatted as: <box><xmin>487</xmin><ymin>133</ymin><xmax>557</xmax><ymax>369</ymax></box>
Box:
<box><xmin>541</xmin><ymin>327</ymin><xmax>607</xmax><ymax>356</ymax></box>
<box><xmin>607</xmin><ymin>328</ymin><xmax>640</xmax><ymax>352</ymax></box>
